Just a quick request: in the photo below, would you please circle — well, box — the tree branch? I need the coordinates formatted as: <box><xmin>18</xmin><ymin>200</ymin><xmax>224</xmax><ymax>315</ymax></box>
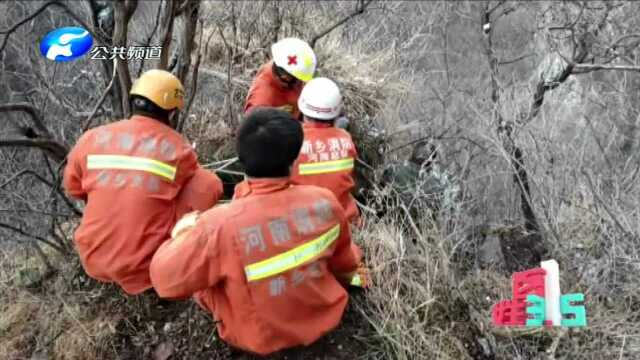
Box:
<box><xmin>0</xmin><ymin>103</ymin><xmax>54</xmax><ymax>138</ymax></box>
<box><xmin>113</xmin><ymin>0</ymin><xmax>138</xmax><ymax>117</ymax></box>
<box><xmin>158</xmin><ymin>0</ymin><xmax>177</xmax><ymax>70</ymax></box>
<box><xmin>136</xmin><ymin>0</ymin><xmax>164</xmax><ymax>77</ymax></box>
<box><xmin>309</xmin><ymin>0</ymin><xmax>374</xmax><ymax>49</ymax></box>
<box><xmin>179</xmin><ymin>19</ymin><xmax>208</xmax><ymax>131</ymax></box>
<box><xmin>83</xmin><ymin>58</ymin><xmax>119</xmax><ymax>131</ymax></box>
<box><xmin>0</xmin><ymin>169</ymin><xmax>54</xmax><ymax>189</ymax></box>
<box><xmin>0</xmin><ymin>139</ymin><xmax>68</xmax><ymax>162</ymax></box>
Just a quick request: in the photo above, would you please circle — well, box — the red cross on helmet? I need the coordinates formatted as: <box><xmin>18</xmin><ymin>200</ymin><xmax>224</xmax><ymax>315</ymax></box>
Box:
<box><xmin>271</xmin><ymin>38</ymin><xmax>317</xmax><ymax>82</ymax></box>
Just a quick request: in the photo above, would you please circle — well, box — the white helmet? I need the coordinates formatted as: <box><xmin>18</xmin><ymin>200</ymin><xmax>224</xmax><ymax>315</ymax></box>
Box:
<box><xmin>271</xmin><ymin>38</ymin><xmax>317</xmax><ymax>82</ymax></box>
<box><xmin>298</xmin><ymin>77</ymin><xmax>342</xmax><ymax>120</ymax></box>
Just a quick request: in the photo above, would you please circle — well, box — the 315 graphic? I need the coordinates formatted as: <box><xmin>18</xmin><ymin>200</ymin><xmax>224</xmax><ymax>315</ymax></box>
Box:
<box><xmin>492</xmin><ymin>259</ymin><xmax>587</xmax><ymax>327</ymax></box>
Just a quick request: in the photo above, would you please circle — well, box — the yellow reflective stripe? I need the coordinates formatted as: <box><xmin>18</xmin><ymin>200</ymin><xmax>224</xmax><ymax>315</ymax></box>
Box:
<box><xmin>87</xmin><ymin>155</ymin><xmax>176</xmax><ymax>181</ymax></box>
<box><xmin>245</xmin><ymin>224</ymin><xmax>340</xmax><ymax>282</ymax></box>
<box><xmin>298</xmin><ymin>158</ymin><xmax>354</xmax><ymax>175</ymax></box>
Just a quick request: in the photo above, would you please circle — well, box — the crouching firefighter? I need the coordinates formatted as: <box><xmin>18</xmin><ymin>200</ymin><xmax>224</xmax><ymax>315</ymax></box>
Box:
<box><xmin>150</xmin><ymin>108</ymin><xmax>367</xmax><ymax>355</ymax></box>
<box><xmin>244</xmin><ymin>37</ymin><xmax>317</xmax><ymax>120</ymax></box>
<box><xmin>63</xmin><ymin>69</ymin><xmax>224</xmax><ymax>295</ymax></box>
<box><xmin>290</xmin><ymin>77</ymin><xmax>360</xmax><ymax>224</ymax></box>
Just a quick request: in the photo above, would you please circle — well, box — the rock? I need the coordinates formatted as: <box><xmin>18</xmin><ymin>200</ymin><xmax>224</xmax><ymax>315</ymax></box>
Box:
<box><xmin>153</xmin><ymin>341</ymin><xmax>174</xmax><ymax>360</ymax></box>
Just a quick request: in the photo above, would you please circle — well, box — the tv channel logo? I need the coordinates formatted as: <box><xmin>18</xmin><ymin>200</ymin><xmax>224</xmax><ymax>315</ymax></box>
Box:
<box><xmin>39</xmin><ymin>26</ymin><xmax>93</xmax><ymax>62</ymax></box>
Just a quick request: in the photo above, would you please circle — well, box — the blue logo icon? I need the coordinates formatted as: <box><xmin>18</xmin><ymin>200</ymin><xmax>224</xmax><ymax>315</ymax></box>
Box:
<box><xmin>39</xmin><ymin>27</ymin><xmax>93</xmax><ymax>62</ymax></box>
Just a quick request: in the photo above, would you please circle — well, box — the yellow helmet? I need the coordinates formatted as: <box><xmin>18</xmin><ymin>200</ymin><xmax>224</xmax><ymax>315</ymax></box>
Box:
<box><xmin>130</xmin><ymin>69</ymin><xmax>185</xmax><ymax>110</ymax></box>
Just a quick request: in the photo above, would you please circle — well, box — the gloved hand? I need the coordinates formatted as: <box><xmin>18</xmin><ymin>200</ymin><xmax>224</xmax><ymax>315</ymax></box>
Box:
<box><xmin>335</xmin><ymin>116</ymin><xmax>350</xmax><ymax>130</ymax></box>
<box><xmin>276</xmin><ymin>104</ymin><xmax>294</xmax><ymax>114</ymax></box>
<box><xmin>171</xmin><ymin>211</ymin><xmax>200</xmax><ymax>242</ymax></box>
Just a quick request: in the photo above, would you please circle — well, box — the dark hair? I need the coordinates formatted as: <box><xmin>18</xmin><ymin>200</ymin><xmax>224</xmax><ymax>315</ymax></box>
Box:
<box><xmin>237</xmin><ymin>108</ymin><xmax>303</xmax><ymax>178</ymax></box>
<box><xmin>130</xmin><ymin>95</ymin><xmax>172</xmax><ymax>122</ymax></box>
<box><xmin>271</xmin><ymin>63</ymin><xmax>298</xmax><ymax>86</ymax></box>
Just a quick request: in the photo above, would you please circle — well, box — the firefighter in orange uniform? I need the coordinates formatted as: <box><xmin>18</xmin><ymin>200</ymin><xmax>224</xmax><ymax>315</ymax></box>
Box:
<box><xmin>244</xmin><ymin>38</ymin><xmax>317</xmax><ymax>120</ymax></box>
<box><xmin>63</xmin><ymin>69</ymin><xmax>223</xmax><ymax>295</ymax></box>
<box><xmin>150</xmin><ymin>108</ymin><xmax>363</xmax><ymax>355</ymax></box>
<box><xmin>290</xmin><ymin>77</ymin><xmax>360</xmax><ymax>224</ymax></box>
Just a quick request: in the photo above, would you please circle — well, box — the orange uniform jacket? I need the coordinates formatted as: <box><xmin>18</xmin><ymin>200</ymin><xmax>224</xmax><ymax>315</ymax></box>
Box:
<box><xmin>291</xmin><ymin>122</ymin><xmax>360</xmax><ymax>223</ymax></box>
<box><xmin>244</xmin><ymin>61</ymin><xmax>304</xmax><ymax>120</ymax></box>
<box><xmin>150</xmin><ymin>178</ymin><xmax>359</xmax><ymax>355</ymax></box>
<box><xmin>63</xmin><ymin>115</ymin><xmax>222</xmax><ymax>294</ymax></box>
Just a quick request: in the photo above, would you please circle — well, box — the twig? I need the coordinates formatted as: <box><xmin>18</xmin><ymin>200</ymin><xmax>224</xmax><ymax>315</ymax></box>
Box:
<box><xmin>215</xmin><ymin>169</ymin><xmax>245</xmax><ymax>176</ymax></box>
<box><xmin>217</xmin><ymin>21</ymin><xmax>236</xmax><ymax>127</ymax></box>
<box><xmin>582</xmin><ymin>169</ymin><xmax>632</xmax><ymax>236</ymax></box>
<box><xmin>83</xmin><ymin>58</ymin><xmax>118</xmax><ymax>132</ymax></box>
<box><xmin>572</xmin><ymin>63</ymin><xmax>640</xmax><ymax>73</ymax></box>
<box><xmin>0</xmin><ymin>222</ymin><xmax>66</xmax><ymax>254</ymax></box>
<box><xmin>498</xmin><ymin>52</ymin><xmax>534</xmax><ymax>65</ymax></box>
<box><xmin>0</xmin><ymin>169</ymin><xmax>54</xmax><ymax>189</ymax></box>
<box><xmin>113</xmin><ymin>0</ymin><xmax>138</xmax><ymax>117</ymax></box>
<box><xmin>356</xmin><ymin>157</ymin><xmax>376</xmax><ymax>172</ymax></box>
<box><xmin>202</xmin><ymin>157</ymin><xmax>238</xmax><ymax>168</ymax></box>
<box><xmin>180</xmin><ymin>18</ymin><xmax>209</xmax><ymax>131</ymax></box>
<box><xmin>309</xmin><ymin>0</ymin><xmax>374</xmax><ymax>49</ymax></box>
<box><xmin>199</xmin><ymin>68</ymin><xmax>249</xmax><ymax>88</ymax></box>
<box><xmin>30</xmin><ymin>241</ymin><xmax>56</xmax><ymax>273</ymax></box>
<box><xmin>583</xmin><ymin>115</ymin><xmax>615</xmax><ymax>175</ymax></box>
<box><xmin>212</xmin><ymin>158</ymin><xmax>238</xmax><ymax>172</ymax></box>
<box><xmin>355</xmin><ymin>199</ymin><xmax>377</xmax><ymax>215</ymax></box>
<box><xmin>56</xmin><ymin>292</ymin><xmax>96</xmax><ymax>345</ymax></box>
<box><xmin>136</xmin><ymin>0</ymin><xmax>164</xmax><ymax>78</ymax></box>
<box><xmin>158</xmin><ymin>0</ymin><xmax>177</xmax><ymax>70</ymax></box>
